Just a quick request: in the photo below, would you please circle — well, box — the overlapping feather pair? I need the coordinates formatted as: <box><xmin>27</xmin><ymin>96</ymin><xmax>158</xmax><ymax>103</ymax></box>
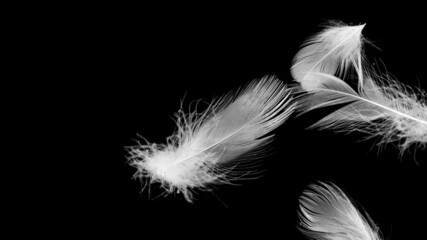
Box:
<box><xmin>291</xmin><ymin>22</ymin><xmax>427</xmax><ymax>152</ymax></box>
<box><xmin>295</xmin><ymin>23</ymin><xmax>425</xmax><ymax>239</ymax></box>
<box><xmin>127</xmin><ymin>22</ymin><xmax>426</xmax><ymax>203</ymax></box>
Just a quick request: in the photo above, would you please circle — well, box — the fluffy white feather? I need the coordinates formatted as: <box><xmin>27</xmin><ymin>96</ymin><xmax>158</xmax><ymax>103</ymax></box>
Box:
<box><xmin>127</xmin><ymin>77</ymin><xmax>295</xmax><ymax>202</ymax></box>
<box><xmin>299</xmin><ymin>182</ymin><xmax>382</xmax><ymax>240</ymax></box>
<box><xmin>292</xmin><ymin>22</ymin><xmax>427</xmax><ymax>153</ymax></box>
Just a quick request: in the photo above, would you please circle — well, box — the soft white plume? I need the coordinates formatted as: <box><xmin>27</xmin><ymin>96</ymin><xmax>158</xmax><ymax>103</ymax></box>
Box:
<box><xmin>127</xmin><ymin>77</ymin><xmax>295</xmax><ymax>202</ymax></box>
<box><xmin>299</xmin><ymin>182</ymin><xmax>382</xmax><ymax>240</ymax></box>
<box><xmin>292</xmin><ymin>22</ymin><xmax>427</xmax><ymax>153</ymax></box>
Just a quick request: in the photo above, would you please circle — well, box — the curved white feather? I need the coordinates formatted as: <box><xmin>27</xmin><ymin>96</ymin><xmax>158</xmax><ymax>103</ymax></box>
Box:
<box><xmin>292</xmin><ymin>22</ymin><xmax>365</xmax><ymax>90</ymax></box>
<box><xmin>299</xmin><ymin>182</ymin><xmax>381</xmax><ymax>240</ymax></box>
<box><xmin>128</xmin><ymin>77</ymin><xmax>296</xmax><ymax>202</ymax></box>
<box><xmin>292</xmin><ymin>22</ymin><xmax>427</xmax><ymax>152</ymax></box>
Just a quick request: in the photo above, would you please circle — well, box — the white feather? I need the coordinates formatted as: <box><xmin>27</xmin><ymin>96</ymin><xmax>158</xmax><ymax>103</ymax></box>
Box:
<box><xmin>292</xmin><ymin>22</ymin><xmax>427</xmax><ymax>153</ymax></box>
<box><xmin>127</xmin><ymin>77</ymin><xmax>295</xmax><ymax>202</ymax></box>
<box><xmin>299</xmin><ymin>182</ymin><xmax>382</xmax><ymax>240</ymax></box>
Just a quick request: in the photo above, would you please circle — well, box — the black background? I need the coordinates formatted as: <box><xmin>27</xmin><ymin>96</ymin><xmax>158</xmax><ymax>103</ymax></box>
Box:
<box><xmin>30</xmin><ymin>4</ymin><xmax>427</xmax><ymax>238</ymax></box>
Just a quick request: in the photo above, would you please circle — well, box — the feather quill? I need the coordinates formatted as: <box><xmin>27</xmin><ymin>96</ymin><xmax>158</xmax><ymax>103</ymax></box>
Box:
<box><xmin>127</xmin><ymin>77</ymin><xmax>295</xmax><ymax>202</ymax></box>
<box><xmin>292</xmin><ymin>22</ymin><xmax>427</xmax><ymax>153</ymax></box>
<box><xmin>299</xmin><ymin>182</ymin><xmax>382</xmax><ymax>240</ymax></box>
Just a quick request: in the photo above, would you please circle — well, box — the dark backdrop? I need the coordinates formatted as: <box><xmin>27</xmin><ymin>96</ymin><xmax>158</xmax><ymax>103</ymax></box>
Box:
<box><xmin>47</xmin><ymin>5</ymin><xmax>427</xmax><ymax>238</ymax></box>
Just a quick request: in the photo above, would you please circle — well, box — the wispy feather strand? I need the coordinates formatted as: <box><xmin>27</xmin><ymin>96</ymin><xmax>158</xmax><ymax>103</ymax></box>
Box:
<box><xmin>127</xmin><ymin>77</ymin><xmax>295</xmax><ymax>202</ymax></box>
<box><xmin>291</xmin><ymin>22</ymin><xmax>427</xmax><ymax>153</ymax></box>
<box><xmin>299</xmin><ymin>182</ymin><xmax>382</xmax><ymax>240</ymax></box>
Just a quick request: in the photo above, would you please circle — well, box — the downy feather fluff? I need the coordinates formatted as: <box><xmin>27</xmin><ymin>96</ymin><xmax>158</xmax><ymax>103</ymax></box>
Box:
<box><xmin>127</xmin><ymin>77</ymin><xmax>295</xmax><ymax>202</ymax></box>
<box><xmin>291</xmin><ymin>22</ymin><xmax>427</xmax><ymax>153</ymax></box>
<box><xmin>299</xmin><ymin>182</ymin><xmax>382</xmax><ymax>240</ymax></box>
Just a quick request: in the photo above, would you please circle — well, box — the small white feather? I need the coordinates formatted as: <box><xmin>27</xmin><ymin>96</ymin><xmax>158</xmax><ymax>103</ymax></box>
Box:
<box><xmin>128</xmin><ymin>77</ymin><xmax>296</xmax><ymax>202</ymax></box>
<box><xmin>299</xmin><ymin>182</ymin><xmax>382</xmax><ymax>240</ymax></box>
<box><xmin>292</xmin><ymin>22</ymin><xmax>427</xmax><ymax>153</ymax></box>
<box><xmin>292</xmin><ymin>22</ymin><xmax>366</xmax><ymax>90</ymax></box>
